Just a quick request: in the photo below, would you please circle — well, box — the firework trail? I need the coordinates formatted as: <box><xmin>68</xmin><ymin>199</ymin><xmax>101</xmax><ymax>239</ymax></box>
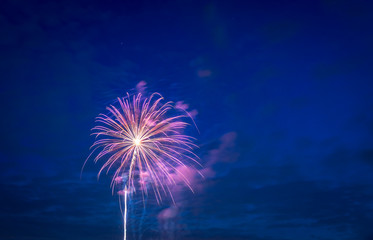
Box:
<box><xmin>85</xmin><ymin>92</ymin><xmax>200</xmax><ymax>240</ymax></box>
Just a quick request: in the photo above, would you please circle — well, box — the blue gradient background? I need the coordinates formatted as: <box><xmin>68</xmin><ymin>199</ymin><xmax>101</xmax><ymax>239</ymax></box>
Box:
<box><xmin>1</xmin><ymin>0</ymin><xmax>373</xmax><ymax>239</ymax></box>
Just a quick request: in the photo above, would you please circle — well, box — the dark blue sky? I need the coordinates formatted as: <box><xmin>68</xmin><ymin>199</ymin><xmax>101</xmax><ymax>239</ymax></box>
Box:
<box><xmin>1</xmin><ymin>0</ymin><xmax>373</xmax><ymax>239</ymax></box>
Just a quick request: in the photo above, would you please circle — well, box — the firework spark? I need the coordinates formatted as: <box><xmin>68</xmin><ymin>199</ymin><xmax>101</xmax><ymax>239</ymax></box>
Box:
<box><xmin>85</xmin><ymin>92</ymin><xmax>200</xmax><ymax>239</ymax></box>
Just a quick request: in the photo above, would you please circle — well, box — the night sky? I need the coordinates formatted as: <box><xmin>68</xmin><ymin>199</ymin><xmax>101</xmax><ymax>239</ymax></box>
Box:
<box><xmin>1</xmin><ymin>0</ymin><xmax>373</xmax><ymax>239</ymax></box>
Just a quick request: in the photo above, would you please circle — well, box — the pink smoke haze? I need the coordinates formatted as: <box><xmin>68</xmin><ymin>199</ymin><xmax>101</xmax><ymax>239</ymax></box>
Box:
<box><xmin>197</xmin><ymin>69</ymin><xmax>212</xmax><ymax>78</ymax></box>
<box><xmin>158</xmin><ymin>206</ymin><xmax>183</xmax><ymax>239</ymax></box>
<box><xmin>117</xmin><ymin>190</ymin><xmax>127</xmax><ymax>196</ymax></box>
<box><xmin>157</xmin><ymin>131</ymin><xmax>238</xmax><ymax>232</ymax></box>
<box><xmin>175</xmin><ymin>101</ymin><xmax>189</xmax><ymax>111</ymax></box>
<box><xmin>140</xmin><ymin>170</ymin><xmax>150</xmax><ymax>179</ymax></box>
<box><xmin>117</xmin><ymin>186</ymin><xmax>135</xmax><ymax>195</ymax></box>
<box><xmin>175</xmin><ymin>101</ymin><xmax>198</xmax><ymax>119</ymax></box>
<box><xmin>200</xmin><ymin>167</ymin><xmax>215</xmax><ymax>179</ymax></box>
<box><xmin>188</xmin><ymin>109</ymin><xmax>198</xmax><ymax>118</ymax></box>
<box><xmin>136</xmin><ymin>80</ymin><xmax>147</xmax><ymax>93</ymax></box>
<box><xmin>167</xmin><ymin>165</ymin><xmax>205</xmax><ymax>198</ymax></box>
<box><xmin>173</xmin><ymin>166</ymin><xmax>196</xmax><ymax>183</ymax></box>
<box><xmin>138</xmin><ymin>171</ymin><xmax>151</xmax><ymax>190</ymax></box>
<box><xmin>114</xmin><ymin>176</ymin><xmax>124</xmax><ymax>183</ymax></box>
<box><xmin>158</xmin><ymin>206</ymin><xmax>179</xmax><ymax>220</ymax></box>
<box><xmin>206</xmin><ymin>131</ymin><xmax>238</xmax><ymax>167</ymax></box>
<box><xmin>168</xmin><ymin>131</ymin><xmax>238</xmax><ymax>194</ymax></box>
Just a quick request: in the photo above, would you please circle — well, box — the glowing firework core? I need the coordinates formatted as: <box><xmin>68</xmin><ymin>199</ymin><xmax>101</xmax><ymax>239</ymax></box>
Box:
<box><xmin>133</xmin><ymin>138</ymin><xmax>141</xmax><ymax>146</ymax></box>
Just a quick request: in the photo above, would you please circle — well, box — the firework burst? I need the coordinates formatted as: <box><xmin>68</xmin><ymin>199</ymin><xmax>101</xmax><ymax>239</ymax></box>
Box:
<box><xmin>87</xmin><ymin>92</ymin><xmax>200</xmax><ymax>202</ymax></box>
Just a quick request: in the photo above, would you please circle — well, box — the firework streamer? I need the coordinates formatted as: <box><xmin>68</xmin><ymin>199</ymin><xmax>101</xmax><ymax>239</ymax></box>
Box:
<box><xmin>85</xmin><ymin>92</ymin><xmax>201</xmax><ymax>240</ymax></box>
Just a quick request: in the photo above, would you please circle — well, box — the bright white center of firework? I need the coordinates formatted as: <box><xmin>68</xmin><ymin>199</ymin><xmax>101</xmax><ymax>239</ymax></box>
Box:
<box><xmin>134</xmin><ymin>138</ymin><xmax>141</xmax><ymax>146</ymax></box>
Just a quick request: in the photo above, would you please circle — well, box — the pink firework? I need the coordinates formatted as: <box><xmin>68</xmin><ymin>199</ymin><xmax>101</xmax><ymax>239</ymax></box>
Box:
<box><xmin>88</xmin><ymin>92</ymin><xmax>200</xmax><ymax>203</ymax></box>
